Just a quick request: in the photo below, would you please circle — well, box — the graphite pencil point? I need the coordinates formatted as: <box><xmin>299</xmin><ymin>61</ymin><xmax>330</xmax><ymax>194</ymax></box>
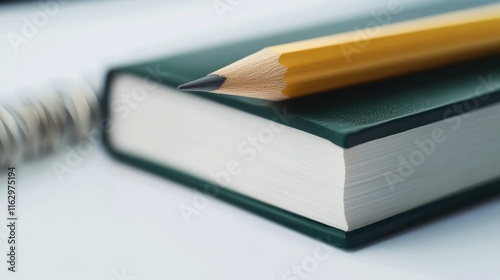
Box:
<box><xmin>177</xmin><ymin>74</ymin><xmax>226</xmax><ymax>92</ymax></box>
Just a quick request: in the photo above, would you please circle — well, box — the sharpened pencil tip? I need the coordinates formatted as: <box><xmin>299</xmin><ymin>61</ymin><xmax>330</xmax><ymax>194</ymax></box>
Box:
<box><xmin>177</xmin><ymin>74</ymin><xmax>226</xmax><ymax>92</ymax></box>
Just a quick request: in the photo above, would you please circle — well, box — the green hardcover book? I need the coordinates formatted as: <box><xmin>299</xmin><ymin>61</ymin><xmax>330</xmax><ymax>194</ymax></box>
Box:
<box><xmin>102</xmin><ymin>1</ymin><xmax>500</xmax><ymax>248</ymax></box>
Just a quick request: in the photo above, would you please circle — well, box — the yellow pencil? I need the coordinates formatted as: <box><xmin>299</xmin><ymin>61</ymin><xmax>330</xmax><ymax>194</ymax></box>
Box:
<box><xmin>178</xmin><ymin>3</ymin><xmax>500</xmax><ymax>100</ymax></box>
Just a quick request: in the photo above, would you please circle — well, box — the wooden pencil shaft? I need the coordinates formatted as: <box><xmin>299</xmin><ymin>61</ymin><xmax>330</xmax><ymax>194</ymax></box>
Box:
<box><xmin>181</xmin><ymin>4</ymin><xmax>500</xmax><ymax>100</ymax></box>
<box><xmin>274</xmin><ymin>4</ymin><xmax>500</xmax><ymax>98</ymax></box>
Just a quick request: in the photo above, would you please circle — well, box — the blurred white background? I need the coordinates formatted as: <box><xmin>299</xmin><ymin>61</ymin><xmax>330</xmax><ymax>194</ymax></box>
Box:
<box><xmin>0</xmin><ymin>0</ymin><xmax>416</xmax><ymax>96</ymax></box>
<box><xmin>1</xmin><ymin>1</ymin><xmax>499</xmax><ymax>279</ymax></box>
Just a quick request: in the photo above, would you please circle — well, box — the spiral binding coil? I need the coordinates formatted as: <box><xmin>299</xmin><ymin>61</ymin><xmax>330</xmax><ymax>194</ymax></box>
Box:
<box><xmin>0</xmin><ymin>82</ymin><xmax>100</xmax><ymax>167</ymax></box>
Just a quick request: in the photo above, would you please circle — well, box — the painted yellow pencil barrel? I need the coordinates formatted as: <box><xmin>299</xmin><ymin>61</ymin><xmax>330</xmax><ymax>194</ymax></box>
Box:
<box><xmin>269</xmin><ymin>4</ymin><xmax>500</xmax><ymax>98</ymax></box>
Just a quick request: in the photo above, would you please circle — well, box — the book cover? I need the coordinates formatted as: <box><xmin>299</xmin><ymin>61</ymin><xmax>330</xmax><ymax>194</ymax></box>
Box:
<box><xmin>102</xmin><ymin>1</ymin><xmax>500</xmax><ymax>247</ymax></box>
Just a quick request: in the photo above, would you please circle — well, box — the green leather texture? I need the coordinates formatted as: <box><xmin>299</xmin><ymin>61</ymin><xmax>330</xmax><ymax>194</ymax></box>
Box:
<box><xmin>103</xmin><ymin>0</ymin><xmax>500</xmax><ymax>247</ymax></box>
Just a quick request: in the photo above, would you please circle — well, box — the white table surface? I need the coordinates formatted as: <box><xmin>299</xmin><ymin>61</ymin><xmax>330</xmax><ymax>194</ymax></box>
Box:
<box><xmin>1</xmin><ymin>1</ymin><xmax>499</xmax><ymax>279</ymax></box>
